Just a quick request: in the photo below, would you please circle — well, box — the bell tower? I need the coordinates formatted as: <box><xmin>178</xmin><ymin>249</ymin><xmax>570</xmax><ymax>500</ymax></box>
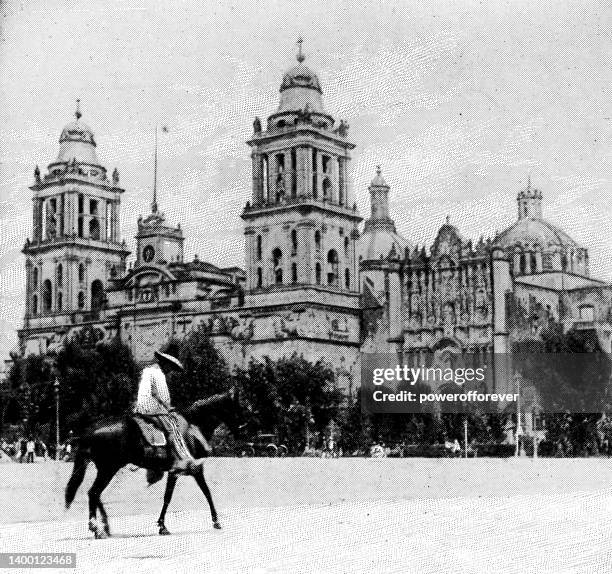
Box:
<box><xmin>20</xmin><ymin>101</ymin><xmax>129</xmax><ymax>351</ymax></box>
<box><xmin>242</xmin><ymin>39</ymin><xmax>362</xmax><ymax>294</ymax></box>
<box><xmin>134</xmin><ymin>128</ymin><xmax>184</xmax><ymax>268</ymax></box>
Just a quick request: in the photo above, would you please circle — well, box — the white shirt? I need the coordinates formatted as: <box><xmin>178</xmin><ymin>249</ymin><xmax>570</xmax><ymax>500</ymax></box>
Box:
<box><xmin>135</xmin><ymin>363</ymin><xmax>172</xmax><ymax>415</ymax></box>
<box><xmin>26</xmin><ymin>440</ymin><xmax>35</xmax><ymax>453</ymax></box>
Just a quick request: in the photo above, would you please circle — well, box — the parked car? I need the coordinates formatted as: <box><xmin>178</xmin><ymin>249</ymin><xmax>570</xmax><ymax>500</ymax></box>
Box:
<box><xmin>241</xmin><ymin>434</ymin><xmax>288</xmax><ymax>457</ymax></box>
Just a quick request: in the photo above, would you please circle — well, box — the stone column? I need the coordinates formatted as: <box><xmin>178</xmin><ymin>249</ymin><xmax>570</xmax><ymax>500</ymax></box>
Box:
<box><xmin>297</xmin><ymin>146</ymin><xmax>307</xmax><ymax>197</ymax></box>
<box><xmin>311</xmin><ymin>149</ymin><xmax>318</xmax><ymax>199</ymax></box>
<box><xmin>33</xmin><ymin>197</ymin><xmax>42</xmax><ymax>241</ymax></box>
<box><xmin>492</xmin><ymin>247</ymin><xmax>511</xmax><ymax>395</ymax></box>
<box><xmin>296</xmin><ymin>222</ymin><xmax>313</xmax><ymax>283</ymax></box>
<box><xmin>535</xmin><ymin>251</ymin><xmax>542</xmax><ymax>272</ymax></box>
<box><xmin>244</xmin><ymin>230</ymin><xmax>255</xmax><ymax>290</ymax></box>
<box><xmin>252</xmin><ymin>153</ymin><xmax>264</xmax><ymax>205</ymax></box>
<box><xmin>338</xmin><ymin>157</ymin><xmax>347</xmax><ymax>206</ymax></box>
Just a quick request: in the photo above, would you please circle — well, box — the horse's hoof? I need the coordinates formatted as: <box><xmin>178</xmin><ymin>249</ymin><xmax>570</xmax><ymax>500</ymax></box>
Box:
<box><xmin>213</xmin><ymin>521</ymin><xmax>222</xmax><ymax>530</ymax></box>
<box><xmin>159</xmin><ymin>526</ymin><xmax>171</xmax><ymax>536</ymax></box>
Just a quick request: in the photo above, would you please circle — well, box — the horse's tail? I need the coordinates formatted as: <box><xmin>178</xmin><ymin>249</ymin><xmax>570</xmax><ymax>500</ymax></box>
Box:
<box><xmin>65</xmin><ymin>449</ymin><xmax>89</xmax><ymax>509</ymax></box>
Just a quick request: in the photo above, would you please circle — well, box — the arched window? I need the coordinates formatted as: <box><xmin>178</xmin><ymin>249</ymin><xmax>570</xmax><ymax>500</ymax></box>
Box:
<box><xmin>519</xmin><ymin>253</ymin><xmax>526</xmax><ymax>275</ymax></box>
<box><xmin>57</xmin><ymin>291</ymin><xmax>63</xmax><ymax>311</ymax></box>
<box><xmin>315</xmin><ymin>263</ymin><xmax>322</xmax><ymax>285</ymax></box>
<box><xmin>78</xmin><ymin>291</ymin><xmax>85</xmax><ymax>309</ymax></box>
<box><xmin>91</xmin><ymin>280</ymin><xmax>105</xmax><ymax>311</ymax></box>
<box><xmin>79</xmin><ymin>263</ymin><xmax>85</xmax><ymax>283</ymax></box>
<box><xmin>32</xmin><ymin>294</ymin><xmax>38</xmax><ymax>315</ymax></box>
<box><xmin>327</xmin><ymin>249</ymin><xmax>339</xmax><ymax>286</ymax></box>
<box><xmin>57</xmin><ymin>264</ymin><xmax>63</xmax><ymax>287</ymax></box>
<box><xmin>257</xmin><ymin>267</ymin><xmax>263</xmax><ymax>288</ymax></box>
<box><xmin>256</xmin><ymin>235</ymin><xmax>262</xmax><ymax>260</ymax></box>
<box><xmin>530</xmin><ymin>253</ymin><xmax>537</xmax><ymax>273</ymax></box>
<box><xmin>42</xmin><ymin>279</ymin><xmax>52</xmax><ymax>312</ymax></box>
<box><xmin>315</xmin><ymin>230</ymin><xmax>321</xmax><ymax>251</ymax></box>
<box><xmin>344</xmin><ymin>236</ymin><xmax>350</xmax><ymax>256</ymax></box>
<box><xmin>292</xmin><ymin>263</ymin><xmax>298</xmax><ymax>283</ymax></box>
<box><xmin>291</xmin><ymin>229</ymin><xmax>298</xmax><ymax>255</ymax></box>
<box><xmin>89</xmin><ymin>218</ymin><xmax>100</xmax><ymax>240</ymax></box>
<box><xmin>561</xmin><ymin>253</ymin><xmax>568</xmax><ymax>272</ymax></box>
<box><xmin>33</xmin><ymin>267</ymin><xmax>38</xmax><ymax>289</ymax></box>
<box><xmin>272</xmin><ymin>248</ymin><xmax>283</xmax><ymax>285</ymax></box>
<box><xmin>345</xmin><ymin>268</ymin><xmax>350</xmax><ymax>289</ymax></box>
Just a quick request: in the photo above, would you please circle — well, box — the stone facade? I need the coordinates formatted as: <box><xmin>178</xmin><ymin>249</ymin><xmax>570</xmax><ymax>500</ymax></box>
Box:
<box><xmin>17</xmin><ymin>48</ymin><xmax>612</xmax><ymax>401</ymax></box>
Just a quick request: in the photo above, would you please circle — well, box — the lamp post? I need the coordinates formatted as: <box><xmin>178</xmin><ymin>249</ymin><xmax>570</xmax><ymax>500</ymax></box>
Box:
<box><xmin>515</xmin><ymin>371</ymin><xmax>522</xmax><ymax>457</ymax></box>
<box><xmin>54</xmin><ymin>378</ymin><xmax>60</xmax><ymax>461</ymax></box>
<box><xmin>464</xmin><ymin>417</ymin><xmax>468</xmax><ymax>459</ymax></box>
<box><xmin>533</xmin><ymin>409</ymin><xmax>539</xmax><ymax>460</ymax></box>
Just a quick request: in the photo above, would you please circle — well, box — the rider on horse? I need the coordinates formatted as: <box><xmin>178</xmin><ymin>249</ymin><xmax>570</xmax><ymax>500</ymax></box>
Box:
<box><xmin>134</xmin><ymin>350</ymin><xmax>206</xmax><ymax>475</ymax></box>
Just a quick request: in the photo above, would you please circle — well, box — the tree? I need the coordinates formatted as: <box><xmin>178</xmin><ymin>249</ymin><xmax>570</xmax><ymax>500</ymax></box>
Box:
<box><xmin>234</xmin><ymin>354</ymin><xmax>344</xmax><ymax>453</ymax></box>
<box><xmin>162</xmin><ymin>327</ymin><xmax>231</xmax><ymax>409</ymax></box>
<box><xmin>514</xmin><ymin>324</ymin><xmax>612</xmax><ymax>455</ymax></box>
<box><xmin>5</xmin><ymin>337</ymin><xmax>138</xmax><ymax>439</ymax></box>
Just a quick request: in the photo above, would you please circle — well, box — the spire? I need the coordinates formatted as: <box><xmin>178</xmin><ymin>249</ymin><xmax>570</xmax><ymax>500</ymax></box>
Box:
<box><xmin>75</xmin><ymin>98</ymin><xmax>82</xmax><ymax>120</ymax></box>
<box><xmin>296</xmin><ymin>36</ymin><xmax>305</xmax><ymax>63</ymax></box>
<box><xmin>365</xmin><ymin>165</ymin><xmax>394</xmax><ymax>231</ymax></box>
<box><xmin>152</xmin><ymin>126</ymin><xmax>158</xmax><ymax>214</ymax></box>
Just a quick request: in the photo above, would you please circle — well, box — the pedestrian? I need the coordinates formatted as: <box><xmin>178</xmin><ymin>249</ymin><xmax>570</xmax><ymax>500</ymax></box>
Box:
<box><xmin>20</xmin><ymin>438</ymin><xmax>27</xmax><ymax>462</ymax></box>
<box><xmin>26</xmin><ymin>438</ymin><xmax>35</xmax><ymax>463</ymax></box>
<box><xmin>39</xmin><ymin>441</ymin><xmax>48</xmax><ymax>461</ymax></box>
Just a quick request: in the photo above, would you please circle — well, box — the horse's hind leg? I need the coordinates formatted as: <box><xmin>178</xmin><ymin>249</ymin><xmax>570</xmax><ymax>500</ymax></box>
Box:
<box><xmin>88</xmin><ymin>467</ymin><xmax>118</xmax><ymax>539</ymax></box>
<box><xmin>193</xmin><ymin>470</ymin><xmax>221</xmax><ymax>529</ymax></box>
<box><xmin>157</xmin><ymin>473</ymin><xmax>178</xmax><ymax>535</ymax></box>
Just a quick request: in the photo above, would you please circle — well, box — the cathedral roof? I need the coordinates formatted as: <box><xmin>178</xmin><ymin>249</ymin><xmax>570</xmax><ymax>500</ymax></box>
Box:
<box><xmin>358</xmin><ymin>226</ymin><xmax>411</xmax><ymax>261</ymax></box>
<box><xmin>277</xmin><ymin>41</ymin><xmax>326</xmax><ymax>115</ymax></box>
<box><xmin>55</xmin><ymin>102</ymin><xmax>100</xmax><ymax>165</ymax></box>
<box><xmin>496</xmin><ymin>213</ymin><xmax>580</xmax><ymax>250</ymax></box>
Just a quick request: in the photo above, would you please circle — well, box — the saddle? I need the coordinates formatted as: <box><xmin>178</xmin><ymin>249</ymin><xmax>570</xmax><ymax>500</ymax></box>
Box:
<box><xmin>132</xmin><ymin>414</ymin><xmax>167</xmax><ymax>447</ymax></box>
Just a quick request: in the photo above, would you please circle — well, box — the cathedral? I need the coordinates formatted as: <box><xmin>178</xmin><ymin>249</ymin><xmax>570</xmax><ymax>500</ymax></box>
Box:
<box><xmin>18</xmin><ymin>45</ymin><xmax>612</xmax><ymax>400</ymax></box>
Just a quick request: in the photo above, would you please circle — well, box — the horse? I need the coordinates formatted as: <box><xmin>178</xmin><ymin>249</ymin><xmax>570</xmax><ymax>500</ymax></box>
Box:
<box><xmin>65</xmin><ymin>388</ymin><xmax>248</xmax><ymax>538</ymax></box>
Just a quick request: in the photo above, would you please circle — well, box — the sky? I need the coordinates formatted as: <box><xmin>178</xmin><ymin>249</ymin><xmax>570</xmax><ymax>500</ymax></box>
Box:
<box><xmin>0</xmin><ymin>0</ymin><xmax>611</xmax><ymax>361</ymax></box>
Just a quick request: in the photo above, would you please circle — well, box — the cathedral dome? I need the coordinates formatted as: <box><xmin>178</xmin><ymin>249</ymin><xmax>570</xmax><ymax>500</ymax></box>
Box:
<box><xmin>496</xmin><ymin>218</ymin><xmax>578</xmax><ymax>250</ymax></box>
<box><xmin>55</xmin><ymin>104</ymin><xmax>99</xmax><ymax>165</ymax></box>
<box><xmin>358</xmin><ymin>225</ymin><xmax>411</xmax><ymax>261</ymax></box>
<box><xmin>277</xmin><ymin>42</ymin><xmax>326</xmax><ymax>114</ymax></box>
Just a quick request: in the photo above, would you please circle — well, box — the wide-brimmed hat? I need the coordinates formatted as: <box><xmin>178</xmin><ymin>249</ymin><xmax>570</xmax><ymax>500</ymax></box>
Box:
<box><xmin>154</xmin><ymin>351</ymin><xmax>184</xmax><ymax>372</ymax></box>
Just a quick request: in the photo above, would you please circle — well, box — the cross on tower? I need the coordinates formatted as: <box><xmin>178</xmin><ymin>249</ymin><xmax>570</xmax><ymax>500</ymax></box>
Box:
<box><xmin>297</xmin><ymin>36</ymin><xmax>305</xmax><ymax>63</ymax></box>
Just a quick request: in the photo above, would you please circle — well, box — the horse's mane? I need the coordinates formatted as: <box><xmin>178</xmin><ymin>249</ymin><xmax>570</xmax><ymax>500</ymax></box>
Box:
<box><xmin>183</xmin><ymin>390</ymin><xmax>232</xmax><ymax>421</ymax></box>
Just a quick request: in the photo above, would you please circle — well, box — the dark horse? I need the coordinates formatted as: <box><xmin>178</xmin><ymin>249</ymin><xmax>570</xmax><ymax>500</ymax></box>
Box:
<box><xmin>65</xmin><ymin>388</ymin><xmax>247</xmax><ymax>538</ymax></box>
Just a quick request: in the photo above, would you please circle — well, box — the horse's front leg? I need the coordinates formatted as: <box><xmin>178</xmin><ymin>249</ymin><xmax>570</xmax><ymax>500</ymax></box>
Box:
<box><xmin>157</xmin><ymin>473</ymin><xmax>178</xmax><ymax>535</ymax></box>
<box><xmin>193</xmin><ymin>469</ymin><xmax>221</xmax><ymax>529</ymax></box>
